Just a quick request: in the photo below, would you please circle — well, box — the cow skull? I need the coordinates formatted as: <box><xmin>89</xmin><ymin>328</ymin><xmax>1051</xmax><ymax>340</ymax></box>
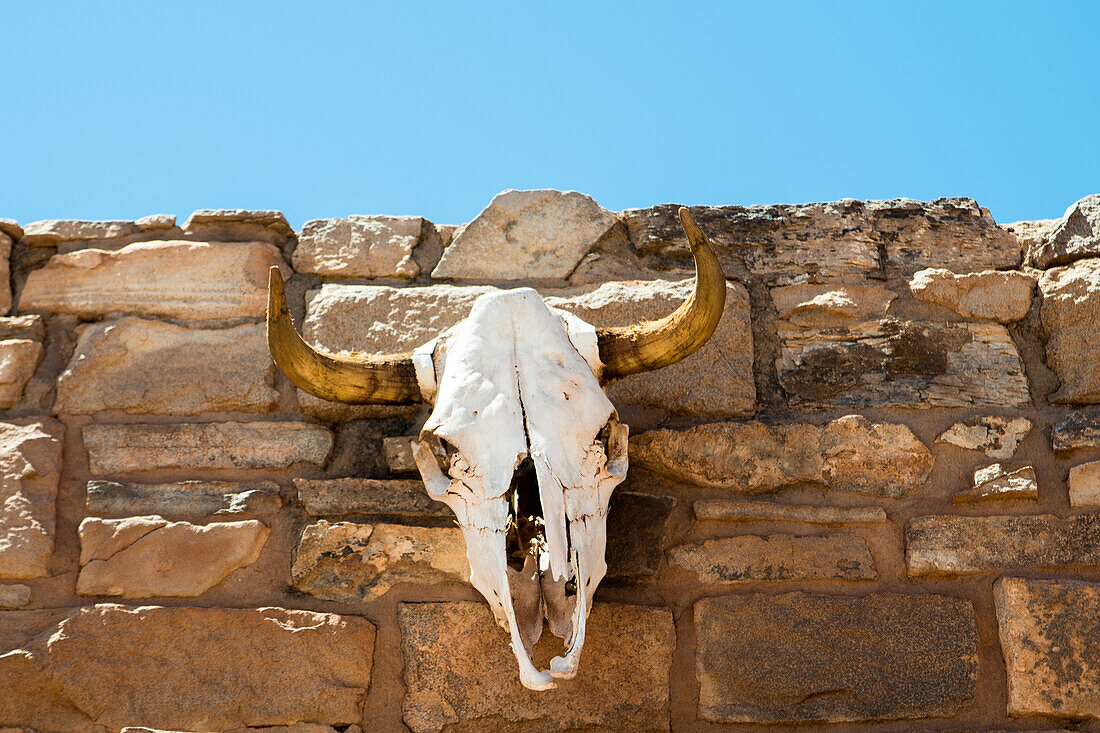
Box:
<box><xmin>267</xmin><ymin>208</ymin><xmax>724</xmax><ymax>690</ymax></box>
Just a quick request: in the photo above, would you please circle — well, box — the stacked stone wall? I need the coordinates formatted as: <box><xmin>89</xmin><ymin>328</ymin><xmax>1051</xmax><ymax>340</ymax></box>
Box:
<box><xmin>2</xmin><ymin>191</ymin><xmax>1100</xmax><ymax>731</ymax></box>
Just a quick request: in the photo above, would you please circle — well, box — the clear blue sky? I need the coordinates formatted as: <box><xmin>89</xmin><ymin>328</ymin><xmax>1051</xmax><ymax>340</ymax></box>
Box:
<box><xmin>2</xmin><ymin>2</ymin><xmax>1096</xmax><ymax>228</ymax></box>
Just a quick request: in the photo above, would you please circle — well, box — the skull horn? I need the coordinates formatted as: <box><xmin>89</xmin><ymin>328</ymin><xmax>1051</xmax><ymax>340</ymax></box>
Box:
<box><xmin>596</xmin><ymin>207</ymin><xmax>726</xmax><ymax>380</ymax></box>
<box><xmin>265</xmin><ymin>267</ymin><xmax>423</xmax><ymax>404</ymax></box>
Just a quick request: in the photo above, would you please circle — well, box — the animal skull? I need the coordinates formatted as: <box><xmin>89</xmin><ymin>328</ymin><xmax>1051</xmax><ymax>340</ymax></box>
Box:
<box><xmin>267</xmin><ymin>208</ymin><xmax>724</xmax><ymax>689</ymax></box>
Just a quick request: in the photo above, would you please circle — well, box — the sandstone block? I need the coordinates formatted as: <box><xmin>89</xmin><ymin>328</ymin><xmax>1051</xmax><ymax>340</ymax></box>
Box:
<box><xmin>1053</xmin><ymin>410</ymin><xmax>1100</xmax><ymax>450</ymax></box>
<box><xmin>694</xmin><ymin>499</ymin><xmax>886</xmax><ymax>524</ymax></box>
<box><xmin>291</xmin><ymin>520</ymin><xmax>468</xmax><ymax>601</ymax></box>
<box><xmin>77</xmin><ymin>516</ymin><xmax>269</xmax><ymax>597</ymax></box>
<box><xmin>0</xmin><ymin>232</ymin><xmax>10</xmax><ymax>315</ymax></box>
<box><xmin>936</xmin><ymin>416</ymin><xmax>1032</xmax><ymax>459</ymax></box>
<box><xmin>432</xmin><ymin>189</ymin><xmax>618</xmax><ymax>280</ymax></box>
<box><xmin>0</xmin><ymin>340</ymin><xmax>42</xmax><ymax>408</ymax></box>
<box><xmin>0</xmin><ymin>315</ymin><xmax>44</xmax><ymax>341</ymax></box>
<box><xmin>182</xmin><ymin>209</ymin><xmax>293</xmax><ymax>246</ymax></box>
<box><xmin>21</xmin><ymin>218</ymin><xmax>142</xmax><ymax>246</ymax></box>
<box><xmin>954</xmin><ymin>463</ymin><xmax>1038</xmax><ymax>503</ymax></box>
<box><xmin>670</xmin><ymin>533</ymin><xmax>875</xmax><ymax>583</ymax></box>
<box><xmin>0</xmin><ymin>584</ymin><xmax>30</xmax><ymax>608</ymax></box>
<box><xmin>0</xmin><ymin>420</ymin><xmax>64</xmax><ymax>581</ymax></box>
<box><xmin>778</xmin><ymin>319</ymin><xmax>1029</xmax><ymax>408</ymax></box>
<box><xmin>907</xmin><ymin>513</ymin><xmax>1100</xmax><ymax>575</ymax></box>
<box><xmin>56</xmin><ymin>317</ymin><xmax>277</xmax><ymax>415</ymax></box>
<box><xmin>606</xmin><ymin>491</ymin><xmax>675</xmax><ymax>579</ymax></box>
<box><xmin>0</xmin><ymin>603</ymin><xmax>374</xmax><ymax>731</ymax></box>
<box><xmin>0</xmin><ymin>218</ymin><xmax>23</xmax><ymax>241</ymax></box>
<box><xmin>995</xmin><ymin>577</ymin><xmax>1100</xmax><ymax>718</ymax></box>
<box><xmin>695</xmin><ymin>592</ymin><xmax>977</xmax><ymax>722</ymax></box>
<box><xmin>295</xmin><ymin>477</ymin><xmax>448</xmax><ymax>518</ymax></box>
<box><xmin>1040</xmin><ymin>258</ymin><xmax>1100</xmax><ymax>402</ymax></box>
<box><xmin>1028</xmin><ymin>194</ymin><xmax>1100</xmax><ymax>268</ymax></box>
<box><xmin>86</xmin><ymin>480</ymin><xmax>282</xmax><ymax>518</ymax></box>
<box><xmin>294</xmin><ymin>215</ymin><xmax>422</xmax><ymax>278</ymax></box>
<box><xmin>1069</xmin><ymin>460</ymin><xmax>1100</xmax><ymax>507</ymax></box>
<box><xmin>19</xmin><ymin>240</ymin><xmax>287</xmax><ymax>320</ymax></box>
<box><xmin>630</xmin><ymin>415</ymin><xmax>931</xmax><ymax>498</ymax></box>
<box><xmin>400</xmin><ymin>601</ymin><xmax>674</xmax><ymax>732</ymax></box>
<box><xmin>771</xmin><ymin>281</ymin><xmax>896</xmax><ymax>327</ymax></box>
<box><xmin>83</xmin><ymin>421</ymin><xmax>332</xmax><ymax>475</ymax></box>
<box><xmin>909</xmin><ymin>267</ymin><xmax>1036</xmax><ymax>322</ymax></box>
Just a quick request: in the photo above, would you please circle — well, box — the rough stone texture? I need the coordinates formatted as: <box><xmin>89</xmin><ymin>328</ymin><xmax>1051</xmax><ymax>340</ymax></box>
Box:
<box><xmin>669</xmin><ymin>534</ymin><xmax>876</xmax><ymax>583</ymax></box>
<box><xmin>19</xmin><ymin>240</ymin><xmax>287</xmax><ymax>320</ymax></box>
<box><xmin>55</xmin><ymin>318</ymin><xmax>277</xmax><ymax>415</ymax></box>
<box><xmin>1040</xmin><ymin>258</ymin><xmax>1100</xmax><ymax>402</ymax></box>
<box><xmin>293</xmin><ymin>215</ymin><xmax>423</xmax><ymax>278</ymax></box>
<box><xmin>624</xmin><ymin>198</ymin><xmax>1017</xmax><ymax>278</ymax></box>
<box><xmin>630</xmin><ymin>415</ymin><xmax>932</xmax><ymax>498</ymax></box>
<box><xmin>86</xmin><ymin>480</ymin><xmax>282</xmax><ymax>518</ymax></box>
<box><xmin>291</xmin><ymin>520</ymin><xmax>468</xmax><ymax>601</ymax></box>
<box><xmin>1053</xmin><ymin>410</ymin><xmax>1100</xmax><ymax>451</ymax></box>
<box><xmin>0</xmin><ymin>315</ymin><xmax>43</xmax><ymax>341</ymax></box>
<box><xmin>383</xmin><ymin>435</ymin><xmax>417</xmax><ymax>473</ymax></box>
<box><xmin>1069</xmin><ymin>460</ymin><xmax>1100</xmax><ymax>507</ymax></box>
<box><xmin>0</xmin><ymin>218</ymin><xmax>23</xmax><ymax>241</ymax></box>
<box><xmin>432</xmin><ymin>189</ymin><xmax>618</xmax><ymax>280</ymax></box>
<box><xmin>77</xmin><ymin>516</ymin><xmax>269</xmax><ymax>597</ymax></box>
<box><xmin>909</xmin><ymin>268</ymin><xmax>1037</xmax><ymax>322</ymax></box>
<box><xmin>181</xmin><ymin>209</ymin><xmax>294</xmax><ymax>246</ymax></box>
<box><xmin>0</xmin><ymin>232</ymin><xmax>10</xmax><ymax>315</ymax></box>
<box><xmin>906</xmin><ymin>514</ymin><xmax>1100</xmax><ymax>575</ymax></box>
<box><xmin>777</xmin><ymin>319</ymin><xmax>1029</xmax><ymax>408</ymax></box>
<box><xmin>0</xmin><ymin>339</ymin><xmax>42</xmax><ymax>408</ymax></box>
<box><xmin>400</xmin><ymin>602</ymin><xmax>674</xmax><ymax>732</ymax></box>
<box><xmin>1028</xmin><ymin>194</ymin><xmax>1100</xmax><ymax>268</ymax></box>
<box><xmin>84</xmin><ymin>421</ymin><xmax>333</xmax><ymax>475</ymax></box>
<box><xmin>0</xmin><ymin>604</ymin><xmax>374</xmax><ymax>731</ymax></box>
<box><xmin>695</xmin><ymin>592</ymin><xmax>977</xmax><ymax>723</ymax></box>
<box><xmin>21</xmin><ymin>218</ymin><xmax>143</xmax><ymax>246</ymax></box>
<box><xmin>694</xmin><ymin>499</ymin><xmax>886</xmax><ymax>524</ymax></box>
<box><xmin>771</xmin><ymin>281</ymin><xmax>896</xmax><ymax>327</ymax></box>
<box><xmin>303</xmin><ymin>278</ymin><xmax>754</xmax><ymax>417</ymax></box>
<box><xmin>954</xmin><ymin>464</ymin><xmax>1038</xmax><ymax>503</ymax></box>
<box><xmin>295</xmin><ymin>478</ymin><xmax>449</xmax><ymax>518</ymax></box>
<box><xmin>606</xmin><ymin>491</ymin><xmax>676</xmax><ymax>579</ymax></box>
<box><xmin>995</xmin><ymin>577</ymin><xmax>1100</xmax><ymax>718</ymax></box>
<box><xmin>936</xmin><ymin>416</ymin><xmax>1032</xmax><ymax>459</ymax></box>
<box><xmin>0</xmin><ymin>584</ymin><xmax>30</xmax><ymax>608</ymax></box>
<box><xmin>0</xmin><ymin>420</ymin><xmax>64</xmax><ymax>580</ymax></box>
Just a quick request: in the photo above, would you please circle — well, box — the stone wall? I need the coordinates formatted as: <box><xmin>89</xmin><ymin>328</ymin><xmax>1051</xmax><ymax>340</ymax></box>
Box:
<box><xmin>2</xmin><ymin>190</ymin><xmax>1100</xmax><ymax>731</ymax></box>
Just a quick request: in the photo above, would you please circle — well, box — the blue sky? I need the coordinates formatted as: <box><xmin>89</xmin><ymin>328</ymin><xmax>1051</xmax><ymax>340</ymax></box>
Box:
<box><xmin>2</xmin><ymin>2</ymin><xmax>1096</xmax><ymax>228</ymax></box>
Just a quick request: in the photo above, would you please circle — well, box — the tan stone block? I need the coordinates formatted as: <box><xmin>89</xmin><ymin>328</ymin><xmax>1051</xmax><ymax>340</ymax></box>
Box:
<box><xmin>86</xmin><ymin>480</ymin><xmax>282</xmax><ymax>518</ymax></box>
<box><xmin>954</xmin><ymin>463</ymin><xmax>1038</xmax><ymax>503</ymax></box>
<box><xmin>694</xmin><ymin>499</ymin><xmax>886</xmax><ymax>524</ymax></box>
<box><xmin>1040</xmin><ymin>258</ymin><xmax>1100</xmax><ymax>402</ymax></box>
<box><xmin>0</xmin><ymin>339</ymin><xmax>42</xmax><ymax>408</ymax></box>
<box><xmin>909</xmin><ymin>267</ymin><xmax>1036</xmax><ymax>322</ymax></box>
<box><xmin>293</xmin><ymin>215</ymin><xmax>422</xmax><ymax>278</ymax></box>
<box><xmin>0</xmin><ymin>231</ymin><xmax>10</xmax><ymax>315</ymax></box>
<box><xmin>936</xmin><ymin>416</ymin><xmax>1032</xmax><ymax>459</ymax></box>
<box><xmin>0</xmin><ymin>420</ymin><xmax>64</xmax><ymax>581</ymax></box>
<box><xmin>181</xmin><ymin>209</ymin><xmax>293</xmax><ymax>246</ymax></box>
<box><xmin>771</xmin><ymin>281</ymin><xmax>896</xmax><ymax>327</ymax></box>
<box><xmin>1028</xmin><ymin>193</ymin><xmax>1100</xmax><ymax>268</ymax></box>
<box><xmin>669</xmin><ymin>533</ymin><xmax>876</xmax><ymax>583</ymax></box>
<box><xmin>294</xmin><ymin>478</ymin><xmax>449</xmax><ymax>518</ymax></box>
<box><xmin>1070</xmin><ymin>459</ymin><xmax>1100</xmax><ymax>507</ymax></box>
<box><xmin>21</xmin><ymin>218</ymin><xmax>142</xmax><ymax>246</ymax></box>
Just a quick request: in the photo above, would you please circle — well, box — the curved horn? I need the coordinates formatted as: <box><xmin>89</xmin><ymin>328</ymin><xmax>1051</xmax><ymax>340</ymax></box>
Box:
<box><xmin>596</xmin><ymin>208</ymin><xmax>726</xmax><ymax>380</ymax></box>
<box><xmin>266</xmin><ymin>267</ymin><xmax>423</xmax><ymax>404</ymax></box>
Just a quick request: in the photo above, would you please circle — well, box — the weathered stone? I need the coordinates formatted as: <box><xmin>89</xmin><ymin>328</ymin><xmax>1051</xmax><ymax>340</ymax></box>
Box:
<box><xmin>291</xmin><ymin>520</ymin><xmax>468</xmax><ymax>601</ymax></box>
<box><xmin>0</xmin><ymin>218</ymin><xmax>23</xmax><ymax>241</ymax></box>
<box><xmin>995</xmin><ymin>577</ymin><xmax>1100</xmax><ymax>718</ymax></box>
<box><xmin>77</xmin><ymin>516</ymin><xmax>269</xmax><ymax>597</ymax></box>
<box><xmin>1053</xmin><ymin>410</ymin><xmax>1100</xmax><ymax>450</ymax></box>
<box><xmin>630</xmin><ymin>415</ymin><xmax>932</xmax><ymax>498</ymax></box>
<box><xmin>19</xmin><ymin>241</ymin><xmax>287</xmax><ymax>320</ymax></box>
<box><xmin>695</xmin><ymin>592</ymin><xmax>977</xmax><ymax>722</ymax></box>
<box><xmin>954</xmin><ymin>464</ymin><xmax>1038</xmax><ymax>503</ymax></box>
<box><xmin>1003</xmin><ymin>218</ymin><xmax>1057</xmax><ymax>253</ymax></box>
<box><xmin>909</xmin><ymin>268</ymin><xmax>1036</xmax><ymax>322</ymax></box>
<box><xmin>56</xmin><ymin>318</ymin><xmax>277</xmax><ymax>415</ymax></box>
<box><xmin>293</xmin><ymin>215</ymin><xmax>422</xmax><ymax>278</ymax></box>
<box><xmin>181</xmin><ymin>209</ymin><xmax>293</xmax><ymax>246</ymax></box>
<box><xmin>21</xmin><ymin>218</ymin><xmax>142</xmax><ymax>246</ymax></box>
<box><xmin>606</xmin><ymin>491</ymin><xmax>675</xmax><ymax>579</ymax></box>
<box><xmin>86</xmin><ymin>480</ymin><xmax>282</xmax><ymax>518</ymax></box>
<box><xmin>771</xmin><ymin>281</ymin><xmax>896</xmax><ymax>327</ymax></box>
<box><xmin>0</xmin><ymin>340</ymin><xmax>42</xmax><ymax>408</ymax></box>
<box><xmin>0</xmin><ymin>420</ymin><xmax>64</xmax><ymax>581</ymax></box>
<box><xmin>670</xmin><ymin>534</ymin><xmax>875</xmax><ymax>583</ymax></box>
<box><xmin>383</xmin><ymin>435</ymin><xmax>417</xmax><ymax>473</ymax></box>
<box><xmin>1028</xmin><ymin>194</ymin><xmax>1100</xmax><ymax>268</ymax></box>
<box><xmin>134</xmin><ymin>213</ymin><xmax>176</xmax><ymax>230</ymax></box>
<box><xmin>400</xmin><ymin>602</ymin><xmax>673</xmax><ymax>732</ymax></box>
<box><xmin>1069</xmin><ymin>460</ymin><xmax>1100</xmax><ymax>507</ymax></box>
<box><xmin>907</xmin><ymin>513</ymin><xmax>1100</xmax><ymax>575</ymax></box>
<box><xmin>0</xmin><ymin>603</ymin><xmax>374</xmax><ymax>731</ymax></box>
<box><xmin>0</xmin><ymin>232</ymin><xmax>10</xmax><ymax>315</ymax></box>
<box><xmin>1040</xmin><ymin>258</ymin><xmax>1100</xmax><ymax>402</ymax></box>
<box><xmin>294</xmin><ymin>478</ymin><xmax>449</xmax><ymax>518</ymax></box>
<box><xmin>0</xmin><ymin>584</ymin><xmax>30</xmax><ymax>608</ymax></box>
<box><xmin>83</xmin><ymin>421</ymin><xmax>332</xmax><ymax>475</ymax></box>
<box><xmin>432</xmin><ymin>189</ymin><xmax>618</xmax><ymax>280</ymax></box>
<box><xmin>777</xmin><ymin>319</ymin><xmax>1029</xmax><ymax>408</ymax></box>
<box><xmin>695</xmin><ymin>499</ymin><xmax>886</xmax><ymax>524</ymax></box>
<box><xmin>936</xmin><ymin>416</ymin><xmax>1032</xmax><ymax>459</ymax></box>
<box><xmin>0</xmin><ymin>315</ymin><xmax>43</xmax><ymax>341</ymax></box>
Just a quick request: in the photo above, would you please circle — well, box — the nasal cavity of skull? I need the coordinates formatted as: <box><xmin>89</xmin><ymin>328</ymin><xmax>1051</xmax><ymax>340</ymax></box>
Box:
<box><xmin>506</xmin><ymin>457</ymin><xmax>545</xmax><ymax>571</ymax></box>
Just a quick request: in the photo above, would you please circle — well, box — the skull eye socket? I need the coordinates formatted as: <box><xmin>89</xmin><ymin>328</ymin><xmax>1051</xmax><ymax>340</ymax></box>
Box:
<box><xmin>507</xmin><ymin>457</ymin><xmax>543</xmax><ymax>571</ymax></box>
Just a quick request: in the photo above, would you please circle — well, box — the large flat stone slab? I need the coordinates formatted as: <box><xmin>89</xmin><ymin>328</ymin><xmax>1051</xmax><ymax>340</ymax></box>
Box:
<box><xmin>995</xmin><ymin>577</ymin><xmax>1100</xmax><ymax>718</ymax></box>
<box><xmin>0</xmin><ymin>604</ymin><xmax>374</xmax><ymax>731</ymax></box>
<box><xmin>0</xmin><ymin>420</ymin><xmax>64</xmax><ymax>580</ymax></box>
<box><xmin>695</xmin><ymin>592</ymin><xmax>977</xmax><ymax>723</ymax></box>
<box><xmin>1040</xmin><ymin>258</ymin><xmax>1100</xmax><ymax>402</ymax></box>
<box><xmin>55</xmin><ymin>317</ymin><xmax>277</xmax><ymax>415</ymax></box>
<box><xmin>19</xmin><ymin>240</ymin><xmax>287</xmax><ymax>320</ymax></box>
<box><xmin>906</xmin><ymin>513</ymin><xmax>1100</xmax><ymax>575</ymax></box>
<box><xmin>83</xmin><ymin>421</ymin><xmax>332</xmax><ymax>475</ymax></box>
<box><xmin>694</xmin><ymin>499</ymin><xmax>886</xmax><ymax>524</ymax></box>
<box><xmin>1028</xmin><ymin>193</ymin><xmax>1100</xmax><ymax>268</ymax></box>
<box><xmin>630</xmin><ymin>415</ymin><xmax>932</xmax><ymax>497</ymax></box>
<box><xmin>670</xmin><ymin>533</ymin><xmax>875</xmax><ymax>583</ymax></box>
<box><xmin>86</xmin><ymin>480</ymin><xmax>282</xmax><ymax>518</ymax></box>
<box><xmin>400</xmin><ymin>601</ymin><xmax>674</xmax><ymax>732</ymax></box>
<box><xmin>294</xmin><ymin>477</ymin><xmax>449</xmax><ymax>518</ymax></box>
<box><xmin>293</xmin><ymin>215</ymin><xmax>423</xmax><ymax>278</ymax></box>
